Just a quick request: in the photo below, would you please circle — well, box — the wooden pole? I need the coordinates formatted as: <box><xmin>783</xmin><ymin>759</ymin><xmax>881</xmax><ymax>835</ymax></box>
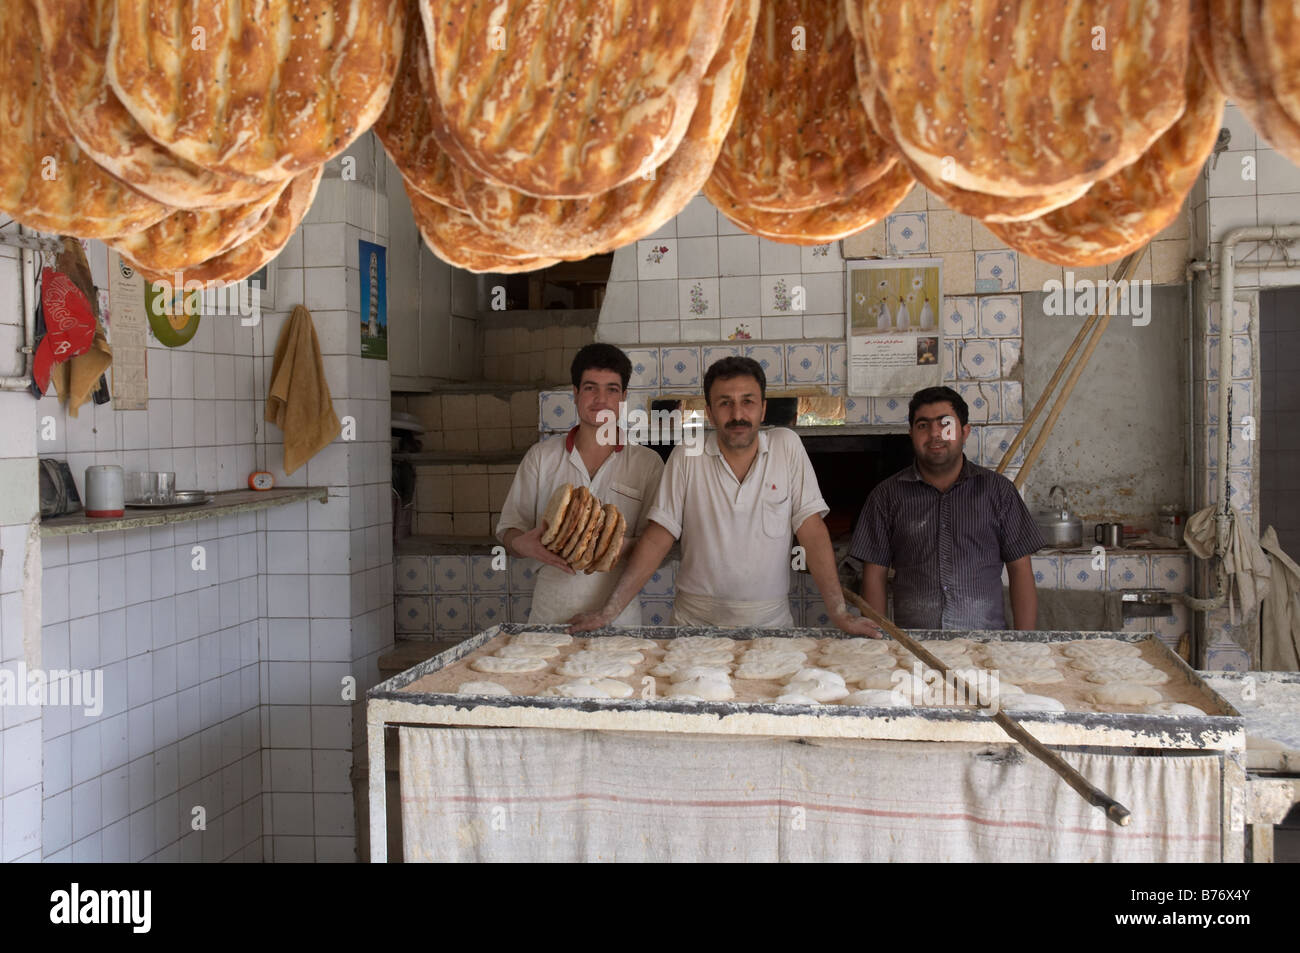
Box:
<box><xmin>842</xmin><ymin>587</ymin><xmax>1133</xmax><ymax>826</ymax></box>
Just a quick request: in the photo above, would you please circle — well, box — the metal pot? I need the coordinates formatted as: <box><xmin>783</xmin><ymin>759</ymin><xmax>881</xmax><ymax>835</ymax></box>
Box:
<box><xmin>1035</xmin><ymin>485</ymin><xmax>1083</xmax><ymax>548</ymax></box>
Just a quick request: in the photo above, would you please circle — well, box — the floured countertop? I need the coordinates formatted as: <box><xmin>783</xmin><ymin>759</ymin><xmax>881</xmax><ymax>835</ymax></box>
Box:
<box><xmin>400</xmin><ymin>629</ymin><xmax>1224</xmax><ymax>716</ymax></box>
<box><xmin>1198</xmin><ymin>671</ymin><xmax>1300</xmax><ymax>766</ymax></box>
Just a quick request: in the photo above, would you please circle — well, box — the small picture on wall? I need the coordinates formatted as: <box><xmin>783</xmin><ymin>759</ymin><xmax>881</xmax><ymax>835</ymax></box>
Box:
<box><xmin>359</xmin><ymin>239</ymin><xmax>388</xmax><ymax>360</ymax></box>
<box><xmin>845</xmin><ymin>257</ymin><xmax>944</xmax><ymax>396</ymax></box>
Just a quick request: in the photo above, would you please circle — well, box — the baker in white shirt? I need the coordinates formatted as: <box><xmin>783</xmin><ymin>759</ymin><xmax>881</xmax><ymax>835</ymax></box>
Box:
<box><xmin>570</xmin><ymin>356</ymin><xmax>880</xmax><ymax>636</ymax></box>
<box><xmin>496</xmin><ymin>344</ymin><xmax>664</xmax><ymax>625</ymax></box>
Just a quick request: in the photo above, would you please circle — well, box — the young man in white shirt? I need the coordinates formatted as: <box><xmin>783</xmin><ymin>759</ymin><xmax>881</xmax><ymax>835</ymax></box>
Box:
<box><xmin>570</xmin><ymin>356</ymin><xmax>880</xmax><ymax>635</ymax></box>
<box><xmin>496</xmin><ymin>344</ymin><xmax>664</xmax><ymax>625</ymax></box>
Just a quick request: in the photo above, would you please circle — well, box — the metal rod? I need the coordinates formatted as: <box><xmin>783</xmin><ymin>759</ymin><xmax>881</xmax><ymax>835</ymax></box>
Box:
<box><xmin>842</xmin><ymin>587</ymin><xmax>1133</xmax><ymax>827</ymax></box>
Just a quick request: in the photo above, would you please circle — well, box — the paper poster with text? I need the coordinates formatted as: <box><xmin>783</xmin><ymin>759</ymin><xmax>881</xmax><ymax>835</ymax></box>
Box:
<box><xmin>846</xmin><ymin>258</ymin><xmax>943</xmax><ymax>397</ymax></box>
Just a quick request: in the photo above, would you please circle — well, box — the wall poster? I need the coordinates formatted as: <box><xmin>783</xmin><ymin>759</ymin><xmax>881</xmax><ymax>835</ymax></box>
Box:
<box><xmin>845</xmin><ymin>258</ymin><xmax>943</xmax><ymax>397</ymax></box>
<box><xmin>359</xmin><ymin>239</ymin><xmax>388</xmax><ymax>360</ymax></box>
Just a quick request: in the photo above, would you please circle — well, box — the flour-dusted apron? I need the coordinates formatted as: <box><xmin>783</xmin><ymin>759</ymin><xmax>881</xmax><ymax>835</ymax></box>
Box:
<box><xmin>670</xmin><ymin>590</ymin><xmax>793</xmax><ymax>628</ymax></box>
<box><xmin>527</xmin><ymin>563</ymin><xmax>642</xmax><ymax>626</ymax></box>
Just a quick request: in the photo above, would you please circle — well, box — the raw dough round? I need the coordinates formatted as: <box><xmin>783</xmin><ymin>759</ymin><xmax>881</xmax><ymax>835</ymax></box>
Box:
<box><xmin>856</xmin><ymin>669</ymin><xmax>914</xmax><ymax>691</ymax></box>
<box><xmin>557</xmin><ymin>656</ymin><xmax>637</xmax><ymax>678</ymax></box>
<box><xmin>565</xmin><ymin>649</ymin><xmax>644</xmax><ymax>666</ymax></box>
<box><xmin>1088</xmin><ymin>682</ymin><xmax>1163</xmax><ymax>707</ymax></box>
<box><xmin>824</xmin><ymin>660</ymin><xmax>899</xmax><ymax>683</ymax></box>
<box><xmin>513</xmin><ymin>631</ymin><xmax>574</xmax><ymax>647</ymax></box>
<box><xmin>842</xmin><ymin>688</ymin><xmax>912</xmax><ymax>707</ymax></box>
<box><xmin>669</xmin><ymin>636</ymin><xmax>736</xmax><ymax>650</ymax></box>
<box><xmin>774</xmin><ymin>693</ymin><xmax>822</xmax><ymax>705</ymax></box>
<box><xmin>746</xmin><ymin>636</ymin><xmax>817</xmax><ymax>652</ymax></box>
<box><xmin>1061</xmin><ymin>638</ymin><xmax>1142</xmax><ymax>658</ymax></box>
<box><xmin>544</xmin><ymin>677</ymin><xmax>634</xmax><ymax>699</ymax></box>
<box><xmin>742</xmin><ymin>647</ymin><xmax>809</xmax><ymax>663</ymax></box>
<box><xmin>651</xmin><ymin>658</ymin><xmax>733</xmax><ymax>678</ymax></box>
<box><xmin>1144</xmin><ymin>702</ymin><xmax>1206</xmax><ymax>716</ymax></box>
<box><xmin>1001</xmin><ymin>693</ymin><xmax>1066</xmax><ymax>712</ymax></box>
<box><xmin>457</xmin><ymin>680</ymin><xmax>511</xmax><ymax>695</ymax></box>
<box><xmin>734</xmin><ymin>656</ymin><xmax>806</xmax><ymax>680</ymax></box>
<box><xmin>668</xmin><ymin>665</ymin><xmax>731</xmax><ymax>684</ymax></box>
<box><xmin>658</xmin><ymin>651</ymin><xmax>734</xmax><ymax>670</ymax></box>
<box><xmin>667</xmin><ymin>674</ymin><xmax>734</xmax><ymax>701</ymax></box>
<box><xmin>586</xmin><ymin>635</ymin><xmax>657</xmax><ymax>651</ymax></box>
<box><xmin>471</xmin><ymin>656</ymin><xmax>549</xmax><ymax>674</ymax></box>
<box><xmin>982</xmin><ymin>642</ymin><xmax>1053</xmax><ymax>663</ymax></box>
<box><xmin>495</xmin><ymin>643</ymin><xmax>560</xmax><ymax>659</ymax></box>
<box><xmin>784</xmin><ymin>668</ymin><xmax>849</xmax><ymax>702</ymax></box>
<box><xmin>1083</xmin><ymin>659</ymin><xmax>1168</xmax><ymax>685</ymax></box>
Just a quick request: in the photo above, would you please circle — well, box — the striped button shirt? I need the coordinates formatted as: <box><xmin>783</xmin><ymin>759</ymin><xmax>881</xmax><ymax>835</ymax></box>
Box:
<box><xmin>849</xmin><ymin>456</ymin><xmax>1045</xmax><ymax>630</ymax></box>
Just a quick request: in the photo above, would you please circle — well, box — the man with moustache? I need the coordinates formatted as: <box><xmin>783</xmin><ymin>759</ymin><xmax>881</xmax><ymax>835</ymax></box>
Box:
<box><xmin>851</xmin><ymin>386</ymin><xmax>1044</xmax><ymax>630</ymax></box>
<box><xmin>570</xmin><ymin>356</ymin><xmax>880</xmax><ymax>634</ymax></box>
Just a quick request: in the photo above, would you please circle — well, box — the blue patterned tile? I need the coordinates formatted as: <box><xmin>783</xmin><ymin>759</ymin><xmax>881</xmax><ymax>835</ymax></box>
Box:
<box><xmin>804</xmin><ymin>598</ymin><xmax>831</xmax><ymax>628</ymax></box>
<box><xmin>1151</xmin><ymin>555</ymin><xmax>1192</xmax><ymax>594</ymax></box>
<box><xmin>999</xmin><ymin>339</ymin><xmax>1022</xmax><ymax>378</ymax></box>
<box><xmin>640</xmin><ymin>600</ymin><xmax>675</xmax><ymax>627</ymax></box>
<box><xmin>1031</xmin><ymin>555</ymin><xmax>1061</xmax><ymax>588</ymax></box>
<box><xmin>625</xmin><ymin>348</ymin><xmax>660</xmax><ymax>389</ymax></box>
<box><xmin>1061</xmin><ymin>556</ymin><xmax>1104</xmax><ymax>591</ymax></box>
<box><xmin>394</xmin><ymin>595</ymin><xmax>431</xmax><ymax>634</ymax></box>
<box><xmin>508</xmin><ymin>557</ymin><xmax>539</xmax><ymax>593</ymax></box>
<box><xmin>1205</xmin><ymin>645</ymin><xmax>1251</xmax><ymax>671</ymax></box>
<box><xmin>395</xmin><ymin>555</ymin><xmax>430</xmax><ymax>593</ymax></box>
<box><xmin>470</xmin><ymin>554</ymin><xmax>508</xmax><ymax>593</ymax></box>
<box><xmin>886</xmin><ymin>212</ymin><xmax>928</xmax><ymax>256</ymax></box>
<box><xmin>844</xmin><ymin>396</ymin><xmax>872</xmax><ymax>424</ymax></box>
<box><xmin>539</xmin><ymin>390</ymin><xmax>578</xmax><ymax>432</ymax></box>
<box><xmin>957</xmin><ymin>383</ymin><xmax>1000</xmax><ymax>424</ymax></box>
<box><xmin>944</xmin><ymin>295</ymin><xmax>978</xmax><ymax>337</ymax></box>
<box><xmin>979</xmin><ymin>425</ymin><xmax>1023</xmax><ymax>468</ymax></box>
<box><xmin>509</xmin><ymin>593</ymin><xmax>533</xmax><ymax>623</ymax></box>
<box><xmin>978</xmin><ymin>295</ymin><xmax>1021</xmax><ymax>336</ymax></box>
<box><xmin>1106</xmin><ymin>555</ymin><xmax>1149</xmax><ymax>590</ymax></box>
<box><xmin>872</xmin><ymin>395</ymin><xmax>909</xmax><ymax>425</ymax></box>
<box><xmin>1152</xmin><ymin>603</ymin><xmax>1191</xmax><ymax>641</ymax></box>
<box><xmin>743</xmin><ymin>344</ymin><xmax>785</xmax><ymax>386</ymax></box>
<box><xmin>1001</xmin><ymin>382</ymin><xmax>1024</xmax><ymax>422</ymax></box>
<box><xmin>471</xmin><ymin>595</ymin><xmax>508</xmax><ymax>630</ymax></box>
<box><xmin>975</xmin><ymin>250</ymin><xmax>1019</xmax><ymax>292</ymax></box>
<box><xmin>957</xmin><ymin>340</ymin><xmax>999</xmax><ymax>380</ymax></box>
<box><xmin>789</xmin><ymin>599</ymin><xmax>805</xmax><ymax>627</ymax></box>
<box><xmin>828</xmin><ymin>344</ymin><xmax>847</xmax><ymax>385</ymax></box>
<box><xmin>433</xmin><ymin>594</ymin><xmax>471</xmax><ymax>634</ymax></box>
<box><xmin>642</xmin><ymin>562</ymin><xmax>676</xmax><ymax>596</ymax></box>
<box><xmin>660</xmin><ymin>347</ymin><xmax>701</xmax><ymax>388</ymax></box>
<box><xmin>942</xmin><ymin>340</ymin><xmax>957</xmax><ymax>381</ymax></box>
<box><xmin>702</xmin><ymin>345</ymin><xmax>741</xmax><ymax>377</ymax></box>
<box><xmin>431</xmin><ymin>555</ymin><xmax>468</xmax><ymax>593</ymax></box>
<box><xmin>785</xmin><ymin>343</ymin><xmax>827</xmax><ymax>384</ymax></box>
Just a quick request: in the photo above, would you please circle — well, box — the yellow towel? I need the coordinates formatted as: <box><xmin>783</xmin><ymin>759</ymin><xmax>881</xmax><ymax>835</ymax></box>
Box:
<box><xmin>265</xmin><ymin>305</ymin><xmax>340</xmax><ymax>475</ymax></box>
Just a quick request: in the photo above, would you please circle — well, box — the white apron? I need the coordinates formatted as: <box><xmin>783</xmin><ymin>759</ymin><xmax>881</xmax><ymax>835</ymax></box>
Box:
<box><xmin>670</xmin><ymin>590</ymin><xmax>793</xmax><ymax>628</ymax></box>
<box><xmin>527</xmin><ymin>563</ymin><xmax>642</xmax><ymax>626</ymax></box>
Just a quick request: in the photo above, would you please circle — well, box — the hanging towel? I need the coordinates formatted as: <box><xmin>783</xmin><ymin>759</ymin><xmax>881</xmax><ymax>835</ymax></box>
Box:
<box><xmin>265</xmin><ymin>304</ymin><xmax>340</xmax><ymax>475</ymax></box>
<box><xmin>1259</xmin><ymin>527</ymin><xmax>1300</xmax><ymax>671</ymax></box>
<box><xmin>1184</xmin><ymin>504</ymin><xmax>1271</xmax><ymax>635</ymax></box>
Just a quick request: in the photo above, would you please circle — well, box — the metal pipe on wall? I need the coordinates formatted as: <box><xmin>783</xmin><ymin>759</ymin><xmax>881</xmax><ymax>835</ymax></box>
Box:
<box><xmin>0</xmin><ymin>235</ymin><xmax>42</xmax><ymax>392</ymax></box>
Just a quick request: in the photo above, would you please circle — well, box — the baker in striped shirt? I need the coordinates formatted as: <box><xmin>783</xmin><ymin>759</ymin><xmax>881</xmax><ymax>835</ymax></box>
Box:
<box><xmin>850</xmin><ymin>386</ymin><xmax>1045</xmax><ymax>630</ymax></box>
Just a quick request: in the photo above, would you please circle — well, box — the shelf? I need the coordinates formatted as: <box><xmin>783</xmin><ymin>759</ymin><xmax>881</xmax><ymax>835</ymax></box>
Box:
<box><xmin>39</xmin><ymin>486</ymin><xmax>329</xmax><ymax>537</ymax></box>
<box><xmin>394</xmin><ymin>450</ymin><xmax>528</xmax><ymax>465</ymax></box>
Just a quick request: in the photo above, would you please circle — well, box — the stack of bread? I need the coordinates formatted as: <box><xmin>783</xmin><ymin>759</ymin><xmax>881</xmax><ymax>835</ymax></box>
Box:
<box><xmin>4</xmin><ymin>0</ymin><xmax>1296</xmax><ymax>276</ymax></box>
<box><xmin>539</xmin><ymin>484</ymin><xmax>626</xmax><ymax>574</ymax></box>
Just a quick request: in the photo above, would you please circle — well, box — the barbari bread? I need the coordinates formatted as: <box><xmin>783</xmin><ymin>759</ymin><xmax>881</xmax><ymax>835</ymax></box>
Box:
<box><xmin>707</xmin><ymin>0</ymin><xmax>897</xmax><ymax>215</ymax></box>
<box><xmin>570</xmin><ymin>506</ymin><xmax>606</xmax><ymax>571</ymax></box>
<box><xmin>590</xmin><ymin>503</ymin><xmax>620</xmax><ymax>566</ymax></box>
<box><xmin>36</xmin><ymin>0</ymin><xmax>281</xmax><ymax>210</ymax></box>
<box><xmin>550</xmin><ymin>486</ymin><xmax>591</xmax><ymax>554</ymax></box>
<box><xmin>539</xmin><ymin>484</ymin><xmax>573</xmax><ymax>547</ymax></box>
<box><xmin>857</xmin><ymin>0</ymin><xmax>1189</xmax><ymax>198</ymax></box>
<box><xmin>106</xmin><ymin>0</ymin><xmax>406</xmax><ymax>182</ymax></box>
<box><xmin>421</xmin><ymin>0</ymin><xmax>735</xmax><ymax>198</ymax></box>
<box><xmin>134</xmin><ymin>166</ymin><xmax>325</xmax><ymax>285</ymax></box>
<box><xmin>560</xmin><ymin>491</ymin><xmax>596</xmax><ymax>561</ymax></box>
<box><xmin>592</xmin><ymin>511</ymin><xmax>626</xmax><ymax>572</ymax></box>
<box><xmin>0</xmin><ymin>0</ymin><xmax>172</xmax><ymax>238</ymax></box>
<box><xmin>405</xmin><ymin>179</ymin><xmax>558</xmax><ymax>274</ymax></box>
<box><xmin>452</xmin><ymin>0</ymin><xmax>759</xmax><ymax>259</ymax></box>
<box><xmin>988</xmin><ymin>55</ymin><xmax>1224</xmax><ymax>266</ymax></box>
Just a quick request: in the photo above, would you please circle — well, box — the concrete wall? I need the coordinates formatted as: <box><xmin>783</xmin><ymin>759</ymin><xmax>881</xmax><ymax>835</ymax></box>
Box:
<box><xmin>1020</xmin><ymin>286</ymin><xmax>1188</xmax><ymax>524</ymax></box>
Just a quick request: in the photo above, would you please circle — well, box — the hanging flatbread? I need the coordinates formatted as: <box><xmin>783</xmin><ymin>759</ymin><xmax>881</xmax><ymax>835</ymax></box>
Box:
<box><xmin>405</xmin><ymin>179</ymin><xmax>558</xmax><ymax>274</ymax></box>
<box><xmin>373</xmin><ymin>0</ymin><xmax>468</xmax><ymax>211</ymax></box>
<box><xmin>539</xmin><ymin>483</ymin><xmax>574</xmax><ymax>547</ymax></box>
<box><xmin>133</xmin><ymin>166</ymin><xmax>325</xmax><ymax>285</ymax></box>
<box><xmin>0</xmin><ymin>0</ymin><xmax>171</xmax><ymax>238</ymax></box>
<box><xmin>36</xmin><ymin>0</ymin><xmax>281</xmax><ymax>209</ymax></box>
<box><xmin>987</xmin><ymin>56</ymin><xmax>1224</xmax><ymax>266</ymax></box>
<box><xmin>1195</xmin><ymin>0</ymin><xmax>1300</xmax><ymax>162</ymax></box>
<box><xmin>711</xmin><ymin>161</ymin><xmax>915</xmax><ymax>244</ymax></box>
<box><xmin>706</xmin><ymin>0</ymin><xmax>896</xmax><ymax>216</ymax></box>
<box><xmin>106</xmin><ymin>0</ymin><xmax>406</xmax><ymax>182</ymax></box>
<box><xmin>452</xmin><ymin>0</ymin><xmax>759</xmax><ymax>259</ymax></box>
<box><xmin>856</xmin><ymin>0</ymin><xmax>1189</xmax><ymax>197</ymax></box>
<box><xmin>421</xmin><ymin>0</ymin><xmax>736</xmax><ymax>198</ymax></box>
<box><xmin>105</xmin><ymin>179</ymin><xmax>288</xmax><ymax>277</ymax></box>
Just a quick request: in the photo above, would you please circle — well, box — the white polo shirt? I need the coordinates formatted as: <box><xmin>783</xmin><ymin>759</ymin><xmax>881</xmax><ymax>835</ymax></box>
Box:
<box><xmin>496</xmin><ymin>426</ymin><xmax>664</xmax><ymax>625</ymax></box>
<box><xmin>646</xmin><ymin>427</ymin><xmax>828</xmax><ymax>616</ymax></box>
